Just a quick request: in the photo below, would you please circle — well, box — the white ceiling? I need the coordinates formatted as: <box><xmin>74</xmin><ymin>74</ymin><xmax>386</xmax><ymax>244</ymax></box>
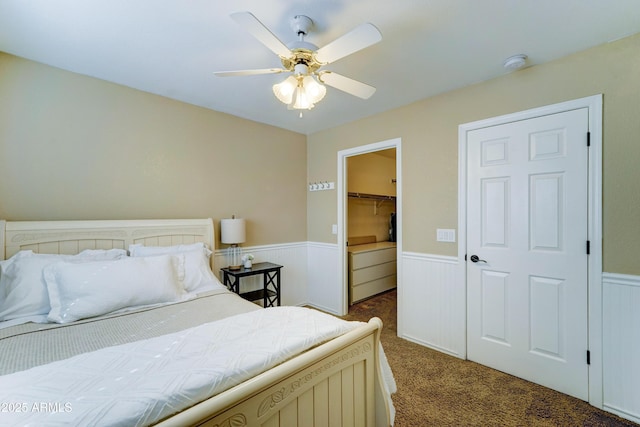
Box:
<box><xmin>1</xmin><ymin>1</ymin><xmax>639</xmax><ymax>135</ymax></box>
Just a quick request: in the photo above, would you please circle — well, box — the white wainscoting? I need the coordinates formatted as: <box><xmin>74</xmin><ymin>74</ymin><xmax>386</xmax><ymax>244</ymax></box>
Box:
<box><xmin>212</xmin><ymin>244</ymin><xmax>640</xmax><ymax>424</ymax></box>
<box><xmin>214</xmin><ymin>241</ymin><xmax>340</xmax><ymax>314</ymax></box>
<box><xmin>306</xmin><ymin>242</ymin><xmax>341</xmax><ymax>315</ymax></box>
<box><xmin>400</xmin><ymin>252</ymin><xmax>465</xmax><ymax>358</ymax></box>
<box><xmin>218</xmin><ymin>244</ymin><xmax>640</xmax><ymax>424</ymax></box>
<box><xmin>602</xmin><ymin>272</ymin><xmax>640</xmax><ymax>424</ymax></box>
<box><xmin>214</xmin><ymin>242</ymin><xmax>308</xmax><ymax>307</ymax></box>
<box><xmin>215</xmin><ymin>243</ymin><xmax>465</xmax><ymax>340</ymax></box>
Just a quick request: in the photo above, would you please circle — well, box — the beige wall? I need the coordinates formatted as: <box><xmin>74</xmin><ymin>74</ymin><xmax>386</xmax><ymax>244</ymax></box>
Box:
<box><xmin>2</xmin><ymin>33</ymin><xmax>639</xmax><ymax>274</ymax></box>
<box><xmin>0</xmin><ymin>53</ymin><xmax>307</xmax><ymax>248</ymax></box>
<box><xmin>307</xmin><ymin>33</ymin><xmax>640</xmax><ymax>276</ymax></box>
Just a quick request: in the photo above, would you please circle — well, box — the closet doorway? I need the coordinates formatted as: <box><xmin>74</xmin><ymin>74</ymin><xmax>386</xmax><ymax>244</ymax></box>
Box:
<box><xmin>337</xmin><ymin>138</ymin><xmax>402</xmax><ymax>323</ymax></box>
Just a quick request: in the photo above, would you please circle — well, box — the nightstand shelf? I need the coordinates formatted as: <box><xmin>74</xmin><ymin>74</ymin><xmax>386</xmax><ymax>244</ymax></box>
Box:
<box><xmin>220</xmin><ymin>262</ymin><xmax>282</xmax><ymax>307</ymax></box>
<box><xmin>239</xmin><ymin>288</ymin><xmax>276</xmax><ymax>304</ymax></box>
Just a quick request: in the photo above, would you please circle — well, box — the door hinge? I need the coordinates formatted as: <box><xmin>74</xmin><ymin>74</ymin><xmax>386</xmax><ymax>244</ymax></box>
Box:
<box><xmin>587</xmin><ymin>132</ymin><xmax>591</xmax><ymax>147</ymax></box>
<box><xmin>586</xmin><ymin>240</ymin><xmax>591</xmax><ymax>255</ymax></box>
<box><xmin>464</xmin><ymin>254</ymin><xmax>467</xmax><ymax>261</ymax></box>
<box><xmin>587</xmin><ymin>350</ymin><xmax>591</xmax><ymax>365</ymax></box>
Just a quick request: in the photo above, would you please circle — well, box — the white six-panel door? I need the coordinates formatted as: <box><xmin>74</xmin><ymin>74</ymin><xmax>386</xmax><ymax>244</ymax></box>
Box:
<box><xmin>466</xmin><ymin>108</ymin><xmax>590</xmax><ymax>400</ymax></box>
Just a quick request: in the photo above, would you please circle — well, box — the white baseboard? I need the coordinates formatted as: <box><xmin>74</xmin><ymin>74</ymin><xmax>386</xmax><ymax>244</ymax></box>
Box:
<box><xmin>602</xmin><ymin>404</ymin><xmax>640</xmax><ymax>425</ymax></box>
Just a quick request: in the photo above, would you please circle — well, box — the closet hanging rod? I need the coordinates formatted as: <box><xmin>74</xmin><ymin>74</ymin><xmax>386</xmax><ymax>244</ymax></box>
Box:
<box><xmin>348</xmin><ymin>192</ymin><xmax>396</xmax><ymax>201</ymax></box>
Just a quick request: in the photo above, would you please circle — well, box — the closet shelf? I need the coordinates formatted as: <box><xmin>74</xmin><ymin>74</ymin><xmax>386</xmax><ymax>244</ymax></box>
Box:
<box><xmin>348</xmin><ymin>192</ymin><xmax>396</xmax><ymax>201</ymax></box>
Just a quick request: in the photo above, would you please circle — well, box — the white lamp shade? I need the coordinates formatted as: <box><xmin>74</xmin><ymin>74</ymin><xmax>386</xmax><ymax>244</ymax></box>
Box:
<box><xmin>302</xmin><ymin>75</ymin><xmax>326</xmax><ymax>104</ymax></box>
<box><xmin>274</xmin><ymin>75</ymin><xmax>326</xmax><ymax>110</ymax></box>
<box><xmin>221</xmin><ymin>218</ymin><xmax>246</xmax><ymax>244</ymax></box>
<box><xmin>292</xmin><ymin>84</ymin><xmax>312</xmax><ymax>110</ymax></box>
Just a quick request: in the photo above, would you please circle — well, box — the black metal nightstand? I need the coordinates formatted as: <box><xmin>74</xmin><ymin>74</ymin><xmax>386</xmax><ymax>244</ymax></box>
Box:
<box><xmin>220</xmin><ymin>262</ymin><xmax>282</xmax><ymax>307</ymax></box>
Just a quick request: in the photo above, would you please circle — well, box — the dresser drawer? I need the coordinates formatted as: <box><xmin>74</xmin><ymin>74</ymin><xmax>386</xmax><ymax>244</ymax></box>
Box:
<box><xmin>351</xmin><ymin>275</ymin><xmax>397</xmax><ymax>304</ymax></box>
<box><xmin>350</xmin><ymin>261</ymin><xmax>397</xmax><ymax>286</ymax></box>
<box><xmin>349</xmin><ymin>247</ymin><xmax>396</xmax><ymax>270</ymax></box>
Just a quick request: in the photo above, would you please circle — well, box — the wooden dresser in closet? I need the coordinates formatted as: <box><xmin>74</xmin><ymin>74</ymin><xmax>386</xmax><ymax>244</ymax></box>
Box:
<box><xmin>348</xmin><ymin>235</ymin><xmax>397</xmax><ymax>305</ymax></box>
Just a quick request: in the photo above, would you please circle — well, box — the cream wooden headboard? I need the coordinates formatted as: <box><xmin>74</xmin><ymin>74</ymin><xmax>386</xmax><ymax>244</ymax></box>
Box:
<box><xmin>0</xmin><ymin>219</ymin><xmax>215</xmax><ymax>263</ymax></box>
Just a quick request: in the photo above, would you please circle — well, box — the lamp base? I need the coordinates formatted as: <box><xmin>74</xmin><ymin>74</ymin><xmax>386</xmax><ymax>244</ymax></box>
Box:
<box><xmin>225</xmin><ymin>245</ymin><xmax>243</xmax><ymax>271</ymax></box>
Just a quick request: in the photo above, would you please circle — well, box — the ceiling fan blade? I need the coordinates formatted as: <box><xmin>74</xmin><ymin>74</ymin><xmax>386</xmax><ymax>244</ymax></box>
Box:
<box><xmin>214</xmin><ymin>68</ymin><xmax>285</xmax><ymax>77</ymax></box>
<box><xmin>230</xmin><ymin>11</ymin><xmax>292</xmax><ymax>59</ymax></box>
<box><xmin>319</xmin><ymin>71</ymin><xmax>376</xmax><ymax>99</ymax></box>
<box><xmin>314</xmin><ymin>23</ymin><xmax>382</xmax><ymax>64</ymax></box>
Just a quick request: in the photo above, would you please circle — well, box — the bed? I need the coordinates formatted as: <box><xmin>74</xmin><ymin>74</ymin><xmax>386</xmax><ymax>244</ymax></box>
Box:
<box><xmin>0</xmin><ymin>218</ymin><xmax>395</xmax><ymax>426</ymax></box>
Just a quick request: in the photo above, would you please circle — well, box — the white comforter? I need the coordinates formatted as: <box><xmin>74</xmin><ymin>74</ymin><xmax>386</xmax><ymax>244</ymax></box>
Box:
<box><xmin>0</xmin><ymin>307</ymin><xmax>361</xmax><ymax>426</ymax></box>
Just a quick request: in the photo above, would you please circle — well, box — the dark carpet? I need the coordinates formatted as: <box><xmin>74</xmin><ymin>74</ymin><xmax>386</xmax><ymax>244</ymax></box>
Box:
<box><xmin>341</xmin><ymin>290</ymin><xmax>637</xmax><ymax>427</ymax></box>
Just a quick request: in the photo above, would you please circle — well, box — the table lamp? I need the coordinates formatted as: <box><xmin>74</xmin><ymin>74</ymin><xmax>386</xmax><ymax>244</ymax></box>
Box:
<box><xmin>221</xmin><ymin>215</ymin><xmax>246</xmax><ymax>270</ymax></box>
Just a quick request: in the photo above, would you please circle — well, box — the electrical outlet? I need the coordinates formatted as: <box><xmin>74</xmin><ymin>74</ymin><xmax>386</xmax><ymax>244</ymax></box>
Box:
<box><xmin>437</xmin><ymin>229</ymin><xmax>456</xmax><ymax>242</ymax></box>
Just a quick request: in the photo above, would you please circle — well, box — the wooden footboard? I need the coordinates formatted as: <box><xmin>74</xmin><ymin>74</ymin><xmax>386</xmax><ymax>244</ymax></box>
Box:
<box><xmin>156</xmin><ymin>318</ymin><xmax>391</xmax><ymax>427</ymax></box>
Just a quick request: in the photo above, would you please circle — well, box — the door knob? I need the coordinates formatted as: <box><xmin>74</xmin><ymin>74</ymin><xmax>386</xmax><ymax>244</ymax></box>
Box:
<box><xmin>470</xmin><ymin>255</ymin><xmax>487</xmax><ymax>263</ymax></box>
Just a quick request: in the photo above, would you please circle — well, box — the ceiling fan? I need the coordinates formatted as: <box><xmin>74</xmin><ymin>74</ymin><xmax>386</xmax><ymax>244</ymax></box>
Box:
<box><xmin>214</xmin><ymin>12</ymin><xmax>382</xmax><ymax>111</ymax></box>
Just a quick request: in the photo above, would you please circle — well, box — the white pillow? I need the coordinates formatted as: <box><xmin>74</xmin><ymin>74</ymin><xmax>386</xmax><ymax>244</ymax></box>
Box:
<box><xmin>0</xmin><ymin>249</ymin><xmax>127</xmax><ymax>322</ymax></box>
<box><xmin>45</xmin><ymin>254</ymin><xmax>186</xmax><ymax>323</ymax></box>
<box><xmin>128</xmin><ymin>243</ymin><xmax>221</xmax><ymax>292</ymax></box>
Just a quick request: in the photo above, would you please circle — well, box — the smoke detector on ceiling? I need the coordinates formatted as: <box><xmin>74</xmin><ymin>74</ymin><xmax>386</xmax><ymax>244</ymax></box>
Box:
<box><xmin>503</xmin><ymin>54</ymin><xmax>528</xmax><ymax>71</ymax></box>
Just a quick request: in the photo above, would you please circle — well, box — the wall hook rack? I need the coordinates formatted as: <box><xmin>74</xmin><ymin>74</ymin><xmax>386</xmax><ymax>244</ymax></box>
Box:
<box><xmin>309</xmin><ymin>181</ymin><xmax>335</xmax><ymax>192</ymax></box>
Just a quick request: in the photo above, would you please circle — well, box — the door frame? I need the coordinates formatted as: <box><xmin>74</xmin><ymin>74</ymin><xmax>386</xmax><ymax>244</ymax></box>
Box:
<box><xmin>337</xmin><ymin>138</ymin><xmax>402</xmax><ymax>323</ymax></box>
<box><xmin>457</xmin><ymin>95</ymin><xmax>603</xmax><ymax>407</ymax></box>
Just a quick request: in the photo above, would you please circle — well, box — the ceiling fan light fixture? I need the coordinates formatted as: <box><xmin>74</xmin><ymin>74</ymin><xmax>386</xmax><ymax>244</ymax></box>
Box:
<box><xmin>275</xmin><ymin>74</ymin><xmax>326</xmax><ymax>110</ymax></box>
<box><xmin>217</xmin><ymin>12</ymin><xmax>383</xmax><ymax>114</ymax></box>
<box><xmin>293</xmin><ymin>63</ymin><xmax>309</xmax><ymax>76</ymax></box>
<box><xmin>302</xmin><ymin>75</ymin><xmax>326</xmax><ymax>103</ymax></box>
<box><xmin>292</xmin><ymin>84</ymin><xmax>313</xmax><ymax>110</ymax></box>
<box><xmin>272</xmin><ymin>75</ymin><xmax>298</xmax><ymax>104</ymax></box>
